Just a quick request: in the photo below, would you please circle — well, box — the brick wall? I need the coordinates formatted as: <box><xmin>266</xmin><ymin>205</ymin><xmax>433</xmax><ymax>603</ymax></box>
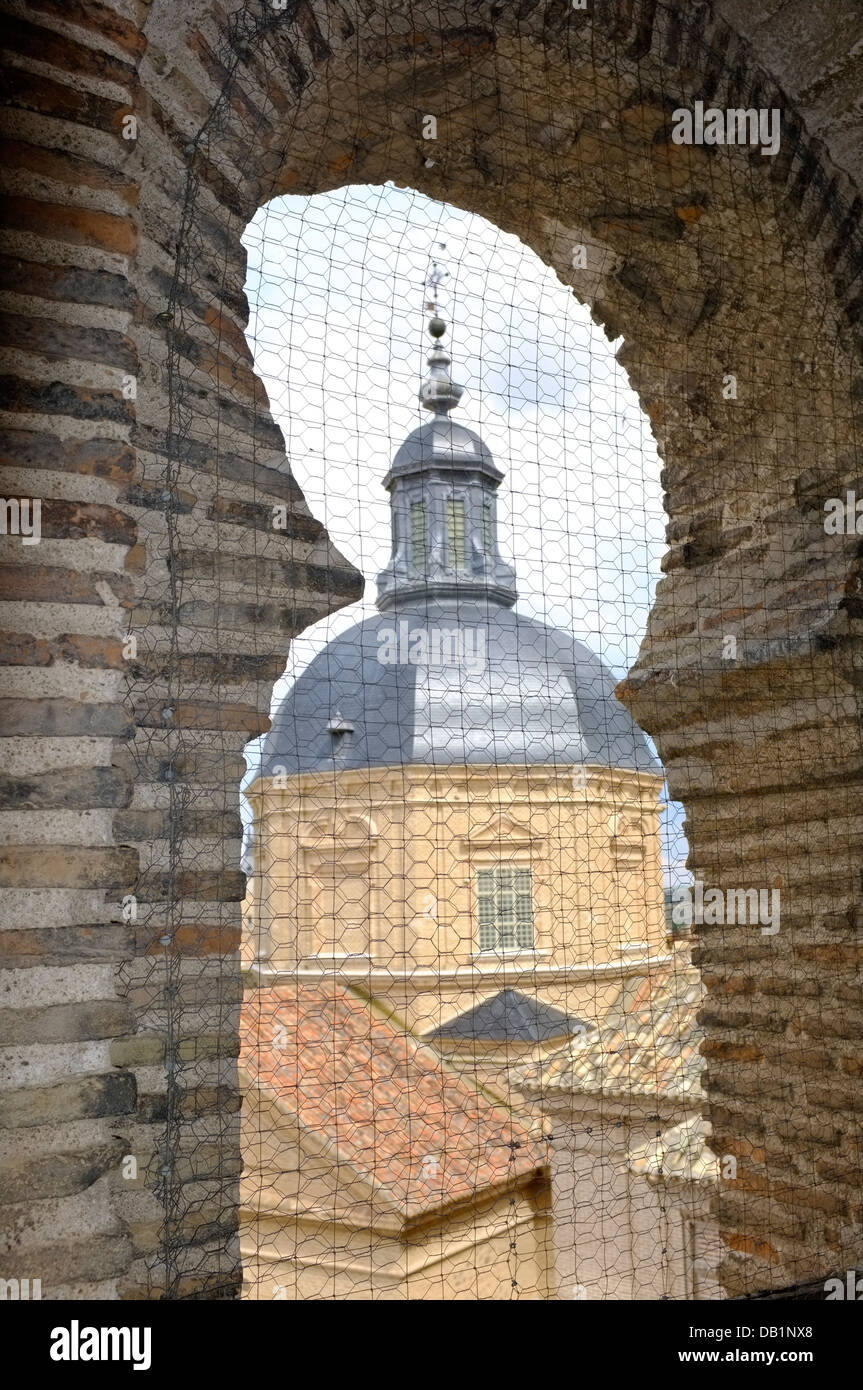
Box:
<box><xmin>0</xmin><ymin>0</ymin><xmax>860</xmax><ymax>1298</ymax></box>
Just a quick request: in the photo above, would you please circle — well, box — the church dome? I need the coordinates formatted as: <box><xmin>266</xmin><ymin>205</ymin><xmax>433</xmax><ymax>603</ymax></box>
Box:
<box><xmin>259</xmin><ymin>308</ymin><xmax>659</xmax><ymax>780</ymax></box>
<box><xmin>259</xmin><ymin>595</ymin><xmax>659</xmax><ymax>776</ymax></box>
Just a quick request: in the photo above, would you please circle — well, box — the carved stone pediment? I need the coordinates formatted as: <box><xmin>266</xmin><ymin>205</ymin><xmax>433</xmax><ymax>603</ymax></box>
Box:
<box><xmin>298</xmin><ymin>810</ymin><xmax>378</xmax><ymax>848</ymax></box>
<box><xmin>457</xmin><ymin>811</ymin><xmax>540</xmax><ymax>857</ymax></box>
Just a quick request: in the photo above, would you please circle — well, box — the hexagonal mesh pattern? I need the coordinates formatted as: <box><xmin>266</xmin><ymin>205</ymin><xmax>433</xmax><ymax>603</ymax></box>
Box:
<box><xmin>101</xmin><ymin>0</ymin><xmax>862</xmax><ymax>1304</ymax></box>
<box><xmin>231</xmin><ymin>184</ymin><xmax>708</xmax><ymax>1301</ymax></box>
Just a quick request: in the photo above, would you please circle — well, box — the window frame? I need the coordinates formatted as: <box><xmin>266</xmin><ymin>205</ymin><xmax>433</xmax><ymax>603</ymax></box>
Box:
<box><xmin>445</xmin><ymin>496</ymin><xmax>467</xmax><ymax>571</ymax></box>
<box><xmin>410</xmin><ymin>499</ymin><xmax>427</xmax><ymax>571</ymax></box>
<box><xmin>475</xmin><ymin>865</ymin><xmax>535</xmax><ymax>953</ymax></box>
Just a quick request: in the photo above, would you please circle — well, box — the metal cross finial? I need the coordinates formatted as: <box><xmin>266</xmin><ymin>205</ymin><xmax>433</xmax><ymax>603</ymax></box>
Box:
<box><xmin>425</xmin><ymin>241</ymin><xmax>450</xmax><ymax>312</ymax></box>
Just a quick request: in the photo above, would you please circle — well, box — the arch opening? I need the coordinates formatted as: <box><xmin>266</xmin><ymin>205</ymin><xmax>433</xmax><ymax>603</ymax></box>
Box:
<box><xmin>129</xmin><ymin>1</ymin><xmax>861</xmax><ymax>1300</ymax></box>
<box><xmin>5</xmin><ymin>0</ymin><xmax>859</xmax><ymax>1303</ymax></box>
<box><xmin>235</xmin><ymin>184</ymin><xmax>699</xmax><ymax>1298</ymax></box>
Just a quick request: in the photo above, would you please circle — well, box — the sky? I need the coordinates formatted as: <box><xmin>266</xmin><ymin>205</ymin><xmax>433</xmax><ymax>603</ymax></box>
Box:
<box><xmin>239</xmin><ymin>182</ymin><xmax>689</xmax><ymax>887</ymax></box>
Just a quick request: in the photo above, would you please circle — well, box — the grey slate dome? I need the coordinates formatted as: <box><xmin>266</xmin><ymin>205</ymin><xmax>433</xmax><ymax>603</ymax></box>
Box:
<box><xmin>259</xmin><ymin>597</ymin><xmax>659</xmax><ymax>775</ymax></box>
<box><xmin>259</xmin><ymin>311</ymin><xmax>660</xmax><ymax>780</ymax></box>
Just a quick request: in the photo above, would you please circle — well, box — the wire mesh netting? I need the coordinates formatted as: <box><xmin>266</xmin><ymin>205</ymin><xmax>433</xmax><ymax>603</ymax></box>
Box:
<box><xmin>118</xmin><ymin>0</ymin><xmax>863</xmax><ymax>1306</ymax></box>
<box><xmin>226</xmin><ymin>185</ymin><xmax>711</xmax><ymax>1301</ymax></box>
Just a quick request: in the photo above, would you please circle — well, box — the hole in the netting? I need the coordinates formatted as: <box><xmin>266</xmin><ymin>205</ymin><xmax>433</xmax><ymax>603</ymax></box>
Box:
<box><xmin>235</xmin><ymin>184</ymin><xmax>708</xmax><ymax>1302</ymax></box>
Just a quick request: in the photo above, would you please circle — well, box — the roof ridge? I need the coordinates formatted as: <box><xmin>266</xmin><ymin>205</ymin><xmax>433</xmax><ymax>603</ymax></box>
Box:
<box><xmin>239</xmin><ymin>982</ymin><xmax>545</xmax><ymax>1220</ymax></box>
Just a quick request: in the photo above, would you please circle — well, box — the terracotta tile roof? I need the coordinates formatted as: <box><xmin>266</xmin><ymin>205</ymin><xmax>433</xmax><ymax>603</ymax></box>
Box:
<box><xmin>240</xmin><ymin>983</ymin><xmax>545</xmax><ymax>1219</ymax></box>
<box><xmin>518</xmin><ymin>951</ymin><xmax>704</xmax><ymax>1105</ymax></box>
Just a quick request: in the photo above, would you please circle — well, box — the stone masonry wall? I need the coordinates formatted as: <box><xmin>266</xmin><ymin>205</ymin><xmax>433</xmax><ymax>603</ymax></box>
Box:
<box><xmin>0</xmin><ymin>0</ymin><xmax>861</xmax><ymax>1298</ymax></box>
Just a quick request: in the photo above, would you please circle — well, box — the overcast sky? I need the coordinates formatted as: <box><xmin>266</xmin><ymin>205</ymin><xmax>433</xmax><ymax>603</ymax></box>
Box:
<box><xmin>240</xmin><ymin>182</ymin><xmax>689</xmax><ymax>887</ymax></box>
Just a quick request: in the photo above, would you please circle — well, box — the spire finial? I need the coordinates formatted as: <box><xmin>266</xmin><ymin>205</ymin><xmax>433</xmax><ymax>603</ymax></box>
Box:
<box><xmin>375</xmin><ymin>254</ymin><xmax>518</xmax><ymax>611</ymax></box>
<box><xmin>420</xmin><ymin>243</ymin><xmax>463</xmax><ymax>416</ymax></box>
<box><xmin>425</xmin><ymin>241</ymin><xmax>449</xmax><ymax>314</ymax></box>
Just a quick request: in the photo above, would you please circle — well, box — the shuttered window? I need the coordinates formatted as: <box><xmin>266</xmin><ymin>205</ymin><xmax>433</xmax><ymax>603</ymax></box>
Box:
<box><xmin>482</xmin><ymin>502</ymin><xmax>493</xmax><ymax>555</ymax></box>
<box><xmin>476</xmin><ymin>867</ymin><xmax>534</xmax><ymax>951</ymax></box>
<box><xmin>410</xmin><ymin>501</ymin><xmax>426</xmax><ymax>569</ymax></box>
<box><xmin>445</xmin><ymin>498</ymin><xmax>466</xmax><ymax>570</ymax></box>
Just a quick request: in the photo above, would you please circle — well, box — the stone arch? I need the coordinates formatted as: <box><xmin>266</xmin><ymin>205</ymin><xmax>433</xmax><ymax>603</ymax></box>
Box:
<box><xmin>1</xmin><ymin>0</ymin><xmax>861</xmax><ymax>1299</ymax></box>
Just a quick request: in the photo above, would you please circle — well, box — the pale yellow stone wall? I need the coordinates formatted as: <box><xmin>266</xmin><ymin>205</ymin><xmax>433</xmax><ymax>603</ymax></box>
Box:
<box><xmin>244</xmin><ymin>762</ymin><xmax>668</xmax><ymax>1034</ymax></box>
<box><xmin>539</xmin><ymin>1095</ymin><xmax>723</xmax><ymax>1301</ymax></box>
<box><xmin>239</xmin><ymin>1089</ymin><xmax>551</xmax><ymax>1300</ymax></box>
